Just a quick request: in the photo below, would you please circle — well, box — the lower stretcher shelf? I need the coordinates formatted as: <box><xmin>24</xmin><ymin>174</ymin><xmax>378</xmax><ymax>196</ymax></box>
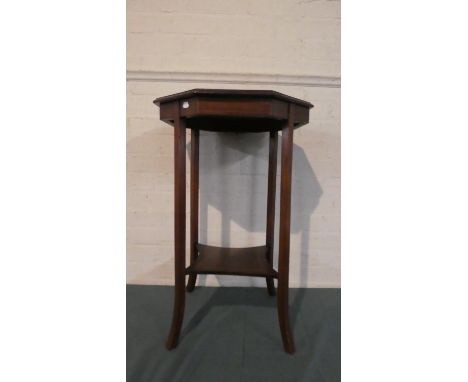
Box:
<box><xmin>186</xmin><ymin>244</ymin><xmax>278</xmax><ymax>278</ymax></box>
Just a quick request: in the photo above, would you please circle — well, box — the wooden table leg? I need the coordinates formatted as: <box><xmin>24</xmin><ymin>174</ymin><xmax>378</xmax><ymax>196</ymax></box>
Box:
<box><xmin>266</xmin><ymin>130</ymin><xmax>278</xmax><ymax>296</ymax></box>
<box><xmin>166</xmin><ymin>107</ymin><xmax>186</xmax><ymax>350</ymax></box>
<box><xmin>277</xmin><ymin>105</ymin><xmax>295</xmax><ymax>354</ymax></box>
<box><xmin>187</xmin><ymin>128</ymin><xmax>199</xmax><ymax>292</ymax></box>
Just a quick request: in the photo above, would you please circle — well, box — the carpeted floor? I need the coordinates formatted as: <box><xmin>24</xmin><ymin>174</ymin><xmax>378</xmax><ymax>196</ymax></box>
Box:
<box><xmin>127</xmin><ymin>285</ymin><xmax>340</xmax><ymax>382</ymax></box>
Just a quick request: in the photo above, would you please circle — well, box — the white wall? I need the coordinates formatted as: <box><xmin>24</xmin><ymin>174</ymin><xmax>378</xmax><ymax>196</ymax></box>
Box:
<box><xmin>127</xmin><ymin>0</ymin><xmax>341</xmax><ymax>287</ymax></box>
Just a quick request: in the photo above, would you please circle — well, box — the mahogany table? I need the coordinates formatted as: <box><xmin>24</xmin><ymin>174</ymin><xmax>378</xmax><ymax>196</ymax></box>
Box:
<box><xmin>153</xmin><ymin>89</ymin><xmax>313</xmax><ymax>354</ymax></box>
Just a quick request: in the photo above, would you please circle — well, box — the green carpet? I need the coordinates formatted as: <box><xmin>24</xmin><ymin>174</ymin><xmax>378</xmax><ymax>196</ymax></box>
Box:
<box><xmin>127</xmin><ymin>285</ymin><xmax>340</xmax><ymax>382</ymax></box>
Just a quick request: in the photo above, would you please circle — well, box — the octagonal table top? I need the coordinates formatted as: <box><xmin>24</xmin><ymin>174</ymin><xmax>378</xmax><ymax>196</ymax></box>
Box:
<box><xmin>154</xmin><ymin>88</ymin><xmax>313</xmax><ymax>132</ymax></box>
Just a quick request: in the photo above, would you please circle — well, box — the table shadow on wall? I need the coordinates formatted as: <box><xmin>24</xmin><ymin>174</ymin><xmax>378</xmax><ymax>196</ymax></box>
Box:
<box><xmin>189</xmin><ymin>130</ymin><xmax>323</xmax><ymax>333</ymax></box>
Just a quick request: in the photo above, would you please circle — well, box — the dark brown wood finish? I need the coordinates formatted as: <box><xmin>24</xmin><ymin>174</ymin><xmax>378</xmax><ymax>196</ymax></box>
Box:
<box><xmin>155</xmin><ymin>89</ymin><xmax>312</xmax><ymax>132</ymax></box>
<box><xmin>165</xmin><ymin>104</ymin><xmax>186</xmax><ymax>350</ymax></box>
<box><xmin>155</xmin><ymin>89</ymin><xmax>312</xmax><ymax>354</ymax></box>
<box><xmin>186</xmin><ymin>244</ymin><xmax>277</xmax><ymax>278</ymax></box>
<box><xmin>154</xmin><ymin>88</ymin><xmax>313</xmax><ymax>108</ymax></box>
<box><xmin>277</xmin><ymin>104</ymin><xmax>296</xmax><ymax>354</ymax></box>
<box><xmin>265</xmin><ymin>130</ymin><xmax>278</xmax><ymax>296</ymax></box>
<box><xmin>186</xmin><ymin>129</ymin><xmax>199</xmax><ymax>292</ymax></box>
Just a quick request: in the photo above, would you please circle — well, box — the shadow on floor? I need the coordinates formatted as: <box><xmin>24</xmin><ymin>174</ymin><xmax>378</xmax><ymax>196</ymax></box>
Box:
<box><xmin>127</xmin><ymin>285</ymin><xmax>340</xmax><ymax>382</ymax></box>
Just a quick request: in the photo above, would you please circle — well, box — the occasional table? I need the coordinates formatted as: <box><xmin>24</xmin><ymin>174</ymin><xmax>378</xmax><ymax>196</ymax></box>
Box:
<box><xmin>153</xmin><ymin>89</ymin><xmax>313</xmax><ymax>354</ymax></box>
